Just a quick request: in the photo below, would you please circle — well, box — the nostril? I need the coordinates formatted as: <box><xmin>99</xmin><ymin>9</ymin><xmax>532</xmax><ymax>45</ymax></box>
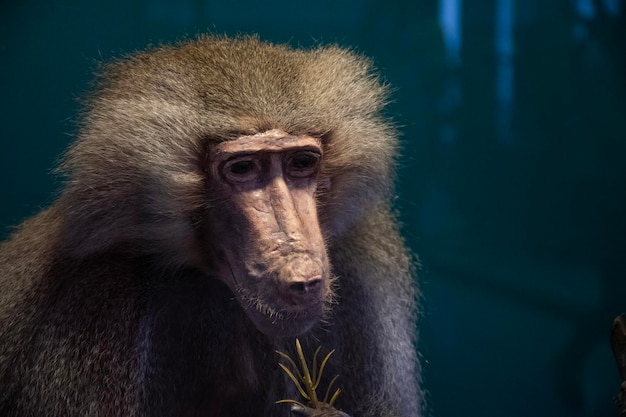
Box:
<box><xmin>289</xmin><ymin>282</ymin><xmax>306</xmax><ymax>295</ymax></box>
<box><xmin>288</xmin><ymin>278</ymin><xmax>322</xmax><ymax>296</ymax></box>
<box><xmin>306</xmin><ymin>278</ymin><xmax>321</xmax><ymax>292</ymax></box>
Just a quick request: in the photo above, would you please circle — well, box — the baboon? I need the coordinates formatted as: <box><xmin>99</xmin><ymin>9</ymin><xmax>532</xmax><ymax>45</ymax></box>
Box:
<box><xmin>0</xmin><ymin>35</ymin><xmax>422</xmax><ymax>417</ymax></box>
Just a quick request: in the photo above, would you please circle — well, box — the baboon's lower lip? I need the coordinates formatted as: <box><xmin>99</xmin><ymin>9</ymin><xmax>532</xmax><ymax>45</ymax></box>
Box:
<box><xmin>244</xmin><ymin>300</ymin><xmax>323</xmax><ymax>338</ymax></box>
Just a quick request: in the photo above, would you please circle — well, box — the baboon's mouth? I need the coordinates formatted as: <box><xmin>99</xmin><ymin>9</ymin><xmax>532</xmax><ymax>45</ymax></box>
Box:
<box><xmin>245</xmin><ymin>298</ymin><xmax>323</xmax><ymax>337</ymax></box>
<box><xmin>222</xmin><ymin>255</ymin><xmax>329</xmax><ymax>337</ymax></box>
<box><xmin>230</xmin><ymin>279</ymin><xmax>324</xmax><ymax>337</ymax></box>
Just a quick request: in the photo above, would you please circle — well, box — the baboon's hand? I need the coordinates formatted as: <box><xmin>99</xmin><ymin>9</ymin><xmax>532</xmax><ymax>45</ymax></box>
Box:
<box><xmin>290</xmin><ymin>404</ymin><xmax>351</xmax><ymax>417</ymax></box>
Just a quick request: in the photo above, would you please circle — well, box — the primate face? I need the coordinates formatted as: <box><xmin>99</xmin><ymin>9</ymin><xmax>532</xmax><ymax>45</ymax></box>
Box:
<box><xmin>206</xmin><ymin>130</ymin><xmax>331</xmax><ymax>337</ymax></box>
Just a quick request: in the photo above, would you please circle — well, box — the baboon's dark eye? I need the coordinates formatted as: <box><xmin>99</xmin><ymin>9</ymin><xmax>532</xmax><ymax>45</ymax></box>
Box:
<box><xmin>286</xmin><ymin>151</ymin><xmax>320</xmax><ymax>178</ymax></box>
<box><xmin>222</xmin><ymin>157</ymin><xmax>259</xmax><ymax>183</ymax></box>
<box><xmin>230</xmin><ymin>161</ymin><xmax>254</xmax><ymax>175</ymax></box>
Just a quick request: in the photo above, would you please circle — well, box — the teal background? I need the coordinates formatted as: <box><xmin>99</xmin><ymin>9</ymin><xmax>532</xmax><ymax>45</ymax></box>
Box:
<box><xmin>1</xmin><ymin>1</ymin><xmax>625</xmax><ymax>416</ymax></box>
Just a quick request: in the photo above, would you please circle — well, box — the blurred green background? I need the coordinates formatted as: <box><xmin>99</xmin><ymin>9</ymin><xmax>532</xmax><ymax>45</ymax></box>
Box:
<box><xmin>1</xmin><ymin>1</ymin><xmax>625</xmax><ymax>416</ymax></box>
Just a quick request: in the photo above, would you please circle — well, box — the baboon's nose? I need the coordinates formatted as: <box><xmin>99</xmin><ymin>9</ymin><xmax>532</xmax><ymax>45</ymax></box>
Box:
<box><xmin>284</xmin><ymin>276</ymin><xmax>323</xmax><ymax>307</ymax></box>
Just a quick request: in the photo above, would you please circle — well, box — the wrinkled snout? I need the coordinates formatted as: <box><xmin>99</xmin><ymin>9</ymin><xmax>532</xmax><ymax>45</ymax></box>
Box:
<box><xmin>274</xmin><ymin>254</ymin><xmax>325</xmax><ymax>309</ymax></box>
<box><xmin>241</xmin><ymin>166</ymin><xmax>329</xmax><ymax>310</ymax></box>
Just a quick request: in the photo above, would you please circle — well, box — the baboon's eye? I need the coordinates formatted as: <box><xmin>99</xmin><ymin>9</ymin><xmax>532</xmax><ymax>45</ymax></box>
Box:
<box><xmin>286</xmin><ymin>151</ymin><xmax>320</xmax><ymax>178</ymax></box>
<box><xmin>222</xmin><ymin>157</ymin><xmax>260</xmax><ymax>183</ymax></box>
<box><xmin>230</xmin><ymin>161</ymin><xmax>254</xmax><ymax>175</ymax></box>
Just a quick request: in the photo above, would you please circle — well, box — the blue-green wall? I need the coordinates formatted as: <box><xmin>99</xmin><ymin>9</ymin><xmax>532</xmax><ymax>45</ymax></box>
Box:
<box><xmin>1</xmin><ymin>1</ymin><xmax>625</xmax><ymax>416</ymax></box>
